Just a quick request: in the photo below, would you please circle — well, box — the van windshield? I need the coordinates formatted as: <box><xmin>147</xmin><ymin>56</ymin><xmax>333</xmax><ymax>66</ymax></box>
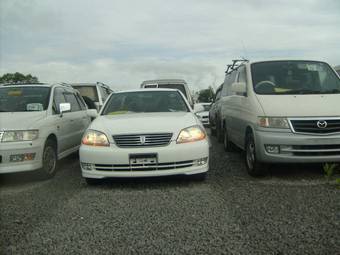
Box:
<box><xmin>0</xmin><ymin>86</ymin><xmax>51</xmax><ymax>112</ymax></box>
<box><xmin>251</xmin><ymin>61</ymin><xmax>340</xmax><ymax>95</ymax></box>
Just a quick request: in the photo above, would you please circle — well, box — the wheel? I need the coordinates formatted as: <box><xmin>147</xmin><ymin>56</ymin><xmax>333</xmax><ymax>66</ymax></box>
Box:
<box><xmin>192</xmin><ymin>172</ymin><xmax>207</xmax><ymax>181</ymax></box>
<box><xmin>223</xmin><ymin>127</ymin><xmax>234</xmax><ymax>152</ymax></box>
<box><xmin>39</xmin><ymin>139</ymin><xmax>57</xmax><ymax>179</ymax></box>
<box><xmin>85</xmin><ymin>178</ymin><xmax>102</xmax><ymax>185</ymax></box>
<box><xmin>245</xmin><ymin>132</ymin><xmax>268</xmax><ymax>177</ymax></box>
<box><xmin>216</xmin><ymin>122</ymin><xmax>223</xmax><ymax>143</ymax></box>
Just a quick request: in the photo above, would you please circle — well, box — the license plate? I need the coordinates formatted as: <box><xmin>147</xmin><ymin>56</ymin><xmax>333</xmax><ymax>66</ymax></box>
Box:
<box><xmin>129</xmin><ymin>154</ymin><xmax>157</xmax><ymax>165</ymax></box>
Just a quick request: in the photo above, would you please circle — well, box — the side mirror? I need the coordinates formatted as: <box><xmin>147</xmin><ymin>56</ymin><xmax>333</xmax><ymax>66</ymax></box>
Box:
<box><xmin>87</xmin><ymin>109</ymin><xmax>98</xmax><ymax>119</ymax></box>
<box><xmin>59</xmin><ymin>103</ymin><xmax>71</xmax><ymax>116</ymax></box>
<box><xmin>231</xmin><ymin>82</ymin><xmax>247</xmax><ymax>96</ymax></box>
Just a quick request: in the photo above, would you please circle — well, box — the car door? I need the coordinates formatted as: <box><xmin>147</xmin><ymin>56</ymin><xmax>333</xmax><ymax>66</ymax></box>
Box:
<box><xmin>63</xmin><ymin>90</ymin><xmax>87</xmax><ymax>149</ymax></box>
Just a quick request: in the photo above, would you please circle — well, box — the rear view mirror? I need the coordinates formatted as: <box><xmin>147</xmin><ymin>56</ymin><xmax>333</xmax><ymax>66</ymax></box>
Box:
<box><xmin>59</xmin><ymin>103</ymin><xmax>71</xmax><ymax>115</ymax></box>
<box><xmin>231</xmin><ymin>82</ymin><xmax>247</xmax><ymax>96</ymax></box>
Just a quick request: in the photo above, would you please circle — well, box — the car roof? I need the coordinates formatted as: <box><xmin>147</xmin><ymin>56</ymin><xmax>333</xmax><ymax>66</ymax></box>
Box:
<box><xmin>0</xmin><ymin>83</ymin><xmax>52</xmax><ymax>88</ymax></box>
<box><xmin>141</xmin><ymin>79</ymin><xmax>187</xmax><ymax>85</ymax></box>
<box><xmin>246</xmin><ymin>59</ymin><xmax>330</xmax><ymax>65</ymax></box>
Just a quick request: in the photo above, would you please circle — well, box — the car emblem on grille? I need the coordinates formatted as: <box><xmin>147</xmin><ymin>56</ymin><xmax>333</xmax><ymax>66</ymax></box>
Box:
<box><xmin>140</xmin><ymin>136</ymin><xmax>146</xmax><ymax>144</ymax></box>
<box><xmin>317</xmin><ymin>120</ymin><xmax>327</xmax><ymax>129</ymax></box>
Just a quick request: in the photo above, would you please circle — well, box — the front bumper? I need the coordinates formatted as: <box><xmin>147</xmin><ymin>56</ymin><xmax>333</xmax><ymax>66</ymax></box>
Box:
<box><xmin>80</xmin><ymin>139</ymin><xmax>209</xmax><ymax>179</ymax></box>
<box><xmin>0</xmin><ymin>139</ymin><xmax>44</xmax><ymax>174</ymax></box>
<box><xmin>255</xmin><ymin>129</ymin><xmax>340</xmax><ymax>163</ymax></box>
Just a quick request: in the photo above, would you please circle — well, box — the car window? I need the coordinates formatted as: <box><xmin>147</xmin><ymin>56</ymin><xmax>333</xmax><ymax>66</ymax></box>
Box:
<box><xmin>75</xmin><ymin>93</ymin><xmax>87</xmax><ymax>110</ymax></box>
<box><xmin>73</xmin><ymin>86</ymin><xmax>99</xmax><ymax>102</ymax></box>
<box><xmin>102</xmin><ymin>91</ymin><xmax>189</xmax><ymax>114</ymax></box>
<box><xmin>64</xmin><ymin>92</ymin><xmax>81</xmax><ymax>112</ymax></box>
<box><xmin>53</xmin><ymin>87</ymin><xmax>66</xmax><ymax>114</ymax></box>
<box><xmin>0</xmin><ymin>86</ymin><xmax>51</xmax><ymax>112</ymax></box>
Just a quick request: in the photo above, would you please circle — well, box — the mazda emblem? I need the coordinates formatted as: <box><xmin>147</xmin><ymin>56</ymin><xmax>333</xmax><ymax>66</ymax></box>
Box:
<box><xmin>316</xmin><ymin>120</ymin><xmax>327</xmax><ymax>129</ymax></box>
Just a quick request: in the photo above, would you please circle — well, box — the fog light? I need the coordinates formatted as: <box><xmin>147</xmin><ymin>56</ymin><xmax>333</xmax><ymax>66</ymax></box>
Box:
<box><xmin>265</xmin><ymin>145</ymin><xmax>280</xmax><ymax>154</ymax></box>
<box><xmin>81</xmin><ymin>162</ymin><xmax>94</xmax><ymax>171</ymax></box>
<box><xmin>194</xmin><ymin>157</ymin><xmax>208</xmax><ymax>166</ymax></box>
<box><xmin>10</xmin><ymin>153</ymin><xmax>36</xmax><ymax>162</ymax></box>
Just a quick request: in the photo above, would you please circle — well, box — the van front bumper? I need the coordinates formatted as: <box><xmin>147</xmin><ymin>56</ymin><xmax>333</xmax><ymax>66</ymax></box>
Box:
<box><xmin>255</xmin><ymin>129</ymin><xmax>340</xmax><ymax>163</ymax></box>
<box><xmin>0</xmin><ymin>140</ymin><xmax>44</xmax><ymax>174</ymax></box>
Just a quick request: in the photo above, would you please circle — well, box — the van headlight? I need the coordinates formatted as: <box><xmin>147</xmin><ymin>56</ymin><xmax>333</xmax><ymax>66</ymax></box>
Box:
<box><xmin>258</xmin><ymin>117</ymin><xmax>289</xmax><ymax>129</ymax></box>
<box><xmin>1</xmin><ymin>130</ymin><xmax>39</xmax><ymax>142</ymax></box>
<box><xmin>82</xmin><ymin>130</ymin><xmax>109</xmax><ymax>147</ymax></box>
<box><xmin>177</xmin><ymin>125</ymin><xmax>206</xmax><ymax>144</ymax></box>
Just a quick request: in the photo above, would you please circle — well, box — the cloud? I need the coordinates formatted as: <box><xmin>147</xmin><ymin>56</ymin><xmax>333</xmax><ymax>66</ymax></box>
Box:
<box><xmin>1</xmin><ymin>0</ymin><xmax>339</xmax><ymax>91</ymax></box>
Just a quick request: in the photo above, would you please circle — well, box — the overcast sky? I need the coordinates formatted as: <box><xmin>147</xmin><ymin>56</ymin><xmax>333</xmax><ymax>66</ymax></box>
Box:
<box><xmin>1</xmin><ymin>0</ymin><xmax>339</xmax><ymax>91</ymax></box>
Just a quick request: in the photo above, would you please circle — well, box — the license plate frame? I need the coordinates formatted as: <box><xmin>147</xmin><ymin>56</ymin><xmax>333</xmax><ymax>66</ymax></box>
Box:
<box><xmin>129</xmin><ymin>153</ymin><xmax>158</xmax><ymax>165</ymax></box>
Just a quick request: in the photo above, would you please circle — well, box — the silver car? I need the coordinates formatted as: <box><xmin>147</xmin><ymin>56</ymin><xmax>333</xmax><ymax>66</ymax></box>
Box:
<box><xmin>0</xmin><ymin>83</ymin><xmax>97</xmax><ymax>179</ymax></box>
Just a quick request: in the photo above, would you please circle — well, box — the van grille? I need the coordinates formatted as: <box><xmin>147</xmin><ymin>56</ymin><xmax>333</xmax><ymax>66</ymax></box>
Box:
<box><xmin>94</xmin><ymin>160</ymin><xmax>194</xmax><ymax>171</ymax></box>
<box><xmin>113</xmin><ymin>133</ymin><xmax>173</xmax><ymax>148</ymax></box>
<box><xmin>290</xmin><ymin>118</ymin><xmax>340</xmax><ymax>134</ymax></box>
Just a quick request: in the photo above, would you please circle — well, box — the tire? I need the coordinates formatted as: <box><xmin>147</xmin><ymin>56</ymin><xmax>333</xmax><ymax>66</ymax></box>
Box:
<box><xmin>192</xmin><ymin>172</ymin><xmax>207</xmax><ymax>181</ymax></box>
<box><xmin>223</xmin><ymin>127</ymin><xmax>234</xmax><ymax>152</ymax></box>
<box><xmin>39</xmin><ymin>139</ymin><xmax>57</xmax><ymax>179</ymax></box>
<box><xmin>85</xmin><ymin>178</ymin><xmax>102</xmax><ymax>185</ymax></box>
<box><xmin>245</xmin><ymin>132</ymin><xmax>268</xmax><ymax>177</ymax></box>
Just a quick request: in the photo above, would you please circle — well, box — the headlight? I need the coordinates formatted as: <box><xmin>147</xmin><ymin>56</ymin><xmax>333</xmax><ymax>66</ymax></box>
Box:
<box><xmin>82</xmin><ymin>130</ymin><xmax>109</xmax><ymax>146</ymax></box>
<box><xmin>1</xmin><ymin>130</ymin><xmax>39</xmax><ymax>142</ymax></box>
<box><xmin>258</xmin><ymin>117</ymin><xmax>289</xmax><ymax>129</ymax></box>
<box><xmin>177</xmin><ymin>125</ymin><xmax>206</xmax><ymax>144</ymax></box>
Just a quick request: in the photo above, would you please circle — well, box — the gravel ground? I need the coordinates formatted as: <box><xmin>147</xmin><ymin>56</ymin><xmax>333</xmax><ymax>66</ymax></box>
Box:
<box><xmin>1</xmin><ymin>132</ymin><xmax>339</xmax><ymax>255</ymax></box>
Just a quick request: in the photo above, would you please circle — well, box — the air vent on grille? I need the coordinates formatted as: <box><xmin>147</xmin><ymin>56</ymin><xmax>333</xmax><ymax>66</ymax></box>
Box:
<box><xmin>290</xmin><ymin>119</ymin><xmax>340</xmax><ymax>134</ymax></box>
<box><xmin>113</xmin><ymin>133</ymin><xmax>173</xmax><ymax>147</ymax></box>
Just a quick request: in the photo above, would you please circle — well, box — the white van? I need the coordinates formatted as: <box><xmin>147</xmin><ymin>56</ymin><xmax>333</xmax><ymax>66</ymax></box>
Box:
<box><xmin>219</xmin><ymin>60</ymin><xmax>340</xmax><ymax>176</ymax></box>
<box><xmin>140</xmin><ymin>79</ymin><xmax>194</xmax><ymax>108</ymax></box>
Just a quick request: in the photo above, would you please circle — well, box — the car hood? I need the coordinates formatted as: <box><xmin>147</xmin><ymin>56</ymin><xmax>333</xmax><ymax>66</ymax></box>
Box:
<box><xmin>0</xmin><ymin>111</ymin><xmax>47</xmax><ymax>130</ymax></box>
<box><xmin>90</xmin><ymin>112</ymin><xmax>199</xmax><ymax>136</ymax></box>
<box><xmin>255</xmin><ymin>94</ymin><xmax>340</xmax><ymax>117</ymax></box>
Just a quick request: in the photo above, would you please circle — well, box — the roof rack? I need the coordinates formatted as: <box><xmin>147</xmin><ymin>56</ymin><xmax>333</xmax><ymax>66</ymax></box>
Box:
<box><xmin>225</xmin><ymin>58</ymin><xmax>249</xmax><ymax>74</ymax></box>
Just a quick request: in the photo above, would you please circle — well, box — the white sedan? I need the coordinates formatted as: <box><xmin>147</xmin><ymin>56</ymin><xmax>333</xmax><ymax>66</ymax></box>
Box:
<box><xmin>79</xmin><ymin>89</ymin><xmax>209</xmax><ymax>184</ymax></box>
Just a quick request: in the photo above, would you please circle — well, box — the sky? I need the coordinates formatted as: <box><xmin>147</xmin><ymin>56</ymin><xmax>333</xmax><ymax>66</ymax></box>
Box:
<box><xmin>1</xmin><ymin>0</ymin><xmax>339</xmax><ymax>91</ymax></box>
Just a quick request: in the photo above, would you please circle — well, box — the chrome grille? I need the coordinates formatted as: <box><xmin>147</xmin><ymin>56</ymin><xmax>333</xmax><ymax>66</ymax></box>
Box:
<box><xmin>113</xmin><ymin>133</ymin><xmax>173</xmax><ymax>147</ymax></box>
<box><xmin>94</xmin><ymin>160</ymin><xmax>194</xmax><ymax>171</ymax></box>
<box><xmin>290</xmin><ymin>118</ymin><xmax>340</xmax><ymax>134</ymax></box>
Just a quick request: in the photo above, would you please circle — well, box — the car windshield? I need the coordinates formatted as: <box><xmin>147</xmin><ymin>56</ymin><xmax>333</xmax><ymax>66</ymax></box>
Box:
<box><xmin>0</xmin><ymin>86</ymin><xmax>51</xmax><ymax>112</ymax></box>
<box><xmin>251</xmin><ymin>61</ymin><xmax>340</xmax><ymax>95</ymax></box>
<box><xmin>72</xmin><ymin>85</ymin><xmax>99</xmax><ymax>102</ymax></box>
<box><xmin>102</xmin><ymin>90</ymin><xmax>189</xmax><ymax>115</ymax></box>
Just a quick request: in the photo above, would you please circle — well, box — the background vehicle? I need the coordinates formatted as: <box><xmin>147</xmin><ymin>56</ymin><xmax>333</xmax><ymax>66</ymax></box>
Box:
<box><xmin>80</xmin><ymin>89</ymin><xmax>209</xmax><ymax>184</ymax></box>
<box><xmin>194</xmin><ymin>102</ymin><xmax>211</xmax><ymax>126</ymax></box>
<box><xmin>219</xmin><ymin>59</ymin><xmax>340</xmax><ymax>176</ymax></box>
<box><xmin>209</xmin><ymin>83</ymin><xmax>224</xmax><ymax>139</ymax></box>
<box><xmin>140</xmin><ymin>79</ymin><xmax>194</xmax><ymax>108</ymax></box>
<box><xmin>0</xmin><ymin>83</ymin><xmax>97</xmax><ymax>178</ymax></box>
<box><xmin>334</xmin><ymin>65</ymin><xmax>340</xmax><ymax>76</ymax></box>
<box><xmin>71</xmin><ymin>82</ymin><xmax>113</xmax><ymax>111</ymax></box>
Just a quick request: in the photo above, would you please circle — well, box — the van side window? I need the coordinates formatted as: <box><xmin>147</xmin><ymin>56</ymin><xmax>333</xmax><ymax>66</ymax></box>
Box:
<box><xmin>53</xmin><ymin>87</ymin><xmax>66</xmax><ymax>114</ymax></box>
<box><xmin>64</xmin><ymin>92</ymin><xmax>81</xmax><ymax>112</ymax></box>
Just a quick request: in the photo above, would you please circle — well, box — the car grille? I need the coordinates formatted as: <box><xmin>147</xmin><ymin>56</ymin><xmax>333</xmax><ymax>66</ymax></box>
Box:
<box><xmin>113</xmin><ymin>133</ymin><xmax>173</xmax><ymax>148</ymax></box>
<box><xmin>289</xmin><ymin>118</ymin><xmax>340</xmax><ymax>134</ymax></box>
<box><xmin>288</xmin><ymin>144</ymin><xmax>340</xmax><ymax>156</ymax></box>
<box><xmin>94</xmin><ymin>160</ymin><xmax>194</xmax><ymax>171</ymax></box>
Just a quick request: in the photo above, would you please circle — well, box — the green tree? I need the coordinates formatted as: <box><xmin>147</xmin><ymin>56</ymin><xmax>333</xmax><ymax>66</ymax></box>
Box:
<box><xmin>0</xmin><ymin>72</ymin><xmax>39</xmax><ymax>84</ymax></box>
<box><xmin>198</xmin><ymin>86</ymin><xmax>215</xmax><ymax>102</ymax></box>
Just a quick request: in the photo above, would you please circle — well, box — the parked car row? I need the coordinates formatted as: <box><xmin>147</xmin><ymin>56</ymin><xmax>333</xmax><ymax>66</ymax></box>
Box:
<box><xmin>210</xmin><ymin>59</ymin><xmax>340</xmax><ymax>176</ymax></box>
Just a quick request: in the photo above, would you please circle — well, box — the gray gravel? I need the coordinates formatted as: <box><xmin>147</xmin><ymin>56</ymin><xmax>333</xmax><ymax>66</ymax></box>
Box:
<box><xmin>1</xmin><ymin>133</ymin><xmax>339</xmax><ymax>254</ymax></box>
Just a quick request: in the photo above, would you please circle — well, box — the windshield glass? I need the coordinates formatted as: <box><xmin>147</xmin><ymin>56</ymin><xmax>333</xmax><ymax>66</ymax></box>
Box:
<box><xmin>102</xmin><ymin>90</ymin><xmax>189</xmax><ymax>115</ymax></box>
<box><xmin>251</xmin><ymin>61</ymin><xmax>340</xmax><ymax>95</ymax></box>
<box><xmin>0</xmin><ymin>86</ymin><xmax>51</xmax><ymax>112</ymax></box>
<box><xmin>72</xmin><ymin>86</ymin><xmax>99</xmax><ymax>102</ymax></box>
<box><xmin>157</xmin><ymin>84</ymin><xmax>188</xmax><ymax>98</ymax></box>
